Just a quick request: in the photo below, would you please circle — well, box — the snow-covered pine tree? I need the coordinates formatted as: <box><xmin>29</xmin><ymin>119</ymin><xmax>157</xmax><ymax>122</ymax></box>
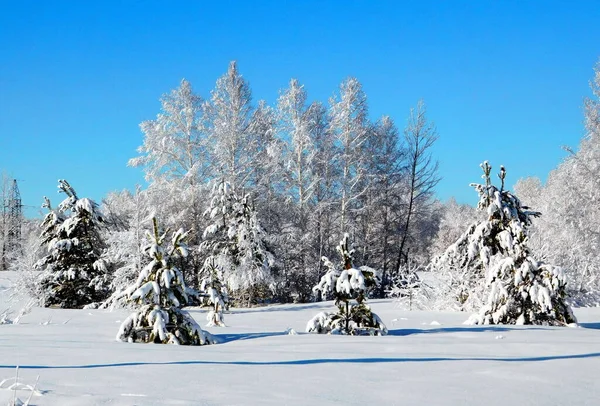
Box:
<box><xmin>36</xmin><ymin>180</ymin><xmax>109</xmax><ymax>308</ymax></box>
<box><xmin>307</xmin><ymin>233</ymin><xmax>387</xmax><ymax>335</ymax></box>
<box><xmin>452</xmin><ymin>162</ymin><xmax>575</xmax><ymax>325</ymax></box>
<box><xmin>199</xmin><ymin>256</ymin><xmax>229</xmax><ymax>327</ymax></box>
<box><xmin>201</xmin><ymin>179</ymin><xmax>275</xmax><ymax>306</ymax></box>
<box><xmin>117</xmin><ymin>217</ymin><xmax>215</xmax><ymax>345</ymax></box>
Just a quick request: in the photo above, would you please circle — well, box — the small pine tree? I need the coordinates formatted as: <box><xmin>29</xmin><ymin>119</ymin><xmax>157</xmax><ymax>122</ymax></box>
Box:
<box><xmin>199</xmin><ymin>256</ymin><xmax>229</xmax><ymax>327</ymax></box>
<box><xmin>201</xmin><ymin>179</ymin><xmax>275</xmax><ymax>306</ymax></box>
<box><xmin>307</xmin><ymin>234</ymin><xmax>387</xmax><ymax>335</ymax></box>
<box><xmin>36</xmin><ymin>180</ymin><xmax>108</xmax><ymax>308</ymax></box>
<box><xmin>458</xmin><ymin>162</ymin><xmax>576</xmax><ymax>325</ymax></box>
<box><xmin>117</xmin><ymin>218</ymin><xmax>216</xmax><ymax>345</ymax></box>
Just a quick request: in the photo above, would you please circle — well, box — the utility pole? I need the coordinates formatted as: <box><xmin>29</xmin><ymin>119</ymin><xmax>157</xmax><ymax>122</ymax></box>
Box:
<box><xmin>2</xmin><ymin>179</ymin><xmax>23</xmax><ymax>270</ymax></box>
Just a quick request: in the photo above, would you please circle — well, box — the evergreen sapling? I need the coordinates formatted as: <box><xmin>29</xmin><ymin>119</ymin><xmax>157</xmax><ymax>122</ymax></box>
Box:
<box><xmin>307</xmin><ymin>234</ymin><xmax>387</xmax><ymax>335</ymax></box>
<box><xmin>199</xmin><ymin>256</ymin><xmax>229</xmax><ymax>327</ymax></box>
<box><xmin>117</xmin><ymin>217</ymin><xmax>216</xmax><ymax>345</ymax></box>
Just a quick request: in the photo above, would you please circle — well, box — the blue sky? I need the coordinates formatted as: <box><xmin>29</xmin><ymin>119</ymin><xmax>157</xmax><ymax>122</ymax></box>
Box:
<box><xmin>1</xmin><ymin>1</ymin><xmax>599</xmax><ymax>217</ymax></box>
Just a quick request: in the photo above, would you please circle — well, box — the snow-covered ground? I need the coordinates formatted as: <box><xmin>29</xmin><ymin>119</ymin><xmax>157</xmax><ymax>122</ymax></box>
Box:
<box><xmin>1</xmin><ymin>272</ymin><xmax>600</xmax><ymax>406</ymax></box>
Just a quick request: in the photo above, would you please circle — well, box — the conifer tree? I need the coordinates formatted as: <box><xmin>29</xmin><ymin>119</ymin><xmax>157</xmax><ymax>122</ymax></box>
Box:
<box><xmin>202</xmin><ymin>179</ymin><xmax>275</xmax><ymax>306</ymax></box>
<box><xmin>117</xmin><ymin>217</ymin><xmax>215</xmax><ymax>345</ymax></box>
<box><xmin>36</xmin><ymin>180</ymin><xmax>108</xmax><ymax>308</ymax></box>
<box><xmin>307</xmin><ymin>234</ymin><xmax>387</xmax><ymax>335</ymax></box>
<box><xmin>441</xmin><ymin>162</ymin><xmax>576</xmax><ymax>325</ymax></box>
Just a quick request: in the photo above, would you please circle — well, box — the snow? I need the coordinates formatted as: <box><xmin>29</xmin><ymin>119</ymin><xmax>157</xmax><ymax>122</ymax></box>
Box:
<box><xmin>2</xmin><ymin>272</ymin><xmax>600</xmax><ymax>405</ymax></box>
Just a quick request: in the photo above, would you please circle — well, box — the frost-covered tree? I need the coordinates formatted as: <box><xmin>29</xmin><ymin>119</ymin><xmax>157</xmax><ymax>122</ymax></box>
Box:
<box><xmin>274</xmin><ymin>80</ymin><xmax>325</xmax><ymax>300</ymax></box>
<box><xmin>199</xmin><ymin>256</ymin><xmax>228</xmax><ymax>327</ymax></box>
<box><xmin>99</xmin><ymin>186</ymin><xmax>150</xmax><ymax>309</ymax></box>
<box><xmin>117</xmin><ymin>217</ymin><xmax>215</xmax><ymax>345</ymax></box>
<box><xmin>128</xmin><ymin>79</ymin><xmax>209</xmax><ymax>185</ymax></box>
<box><xmin>448</xmin><ymin>162</ymin><xmax>576</xmax><ymax>325</ymax></box>
<box><xmin>328</xmin><ymin>78</ymin><xmax>372</xmax><ymax>236</ymax></box>
<box><xmin>278</xmin><ymin>79</ymin><xmax>319</xmax><ymax>210</ymax></box>
<box><xmin>202</xmin><ymin>179</ymin><xmax>275</xmax><ymax>306</ymax></box>
<box><xmin>7</xmin><ymin>220</ymin><xmax>45</xmax><ymax>316</ymax></box>
<box><xmin>430</xmin><ymin>198</ymin><xmax>481</xmax><ymax>259</ymax></box>
<box><xmin>307</xmin><ymin>234</ymin><xmax>387</xmax><ymax>335</ymax></box>
<box><xmin>514</xmin><ymin>60</ymin><xmax>600</xmax><ymax>305</ymax></box>
<box><xmin>358</xmin><ymin>115</ymin><xmax>406</xmax><ymax>294</ymax></box>
<box><xmin>36</xmin><ymin>180</ymin><xmax>108</xmax><ymax>308</ymax></box>
<box><xmin>207</xmin><ymin>61</ymin><xmax>260</xmax><ymax>190</ymax></box>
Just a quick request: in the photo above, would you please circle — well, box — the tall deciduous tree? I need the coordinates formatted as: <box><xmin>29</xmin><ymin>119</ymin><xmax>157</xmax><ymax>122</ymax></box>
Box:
<box><xmin>275</xmin><ymin>79</ymin><xmax>322</xmax><ymax>300</ymax></box>
<box><xmin>129</xmin><ymin>79</ymin><xmax>208</xmax><ymax>185</ymax></box>
<box><xmin>396</xmin><ymin>100</ymin><xmax>440</xmax><ymax>272</ymax></box>
<box><xmin>328</xmin><ymin>78</ymin><xmax>372</xmax><ymax>237</ymax></box>
<box><xmin>358</xmin><ymin>116</ymin><xmax>406</xmax><ymax>293</ymax></box>
<box><xmin>207</xmin><ymin>61</ymin><xmax>258</xmax><ymax>190</ymax></box>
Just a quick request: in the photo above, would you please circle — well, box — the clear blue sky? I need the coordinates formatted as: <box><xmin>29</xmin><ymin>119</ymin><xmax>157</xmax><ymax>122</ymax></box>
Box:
<box><xmin>1</xmin><ymin>1</ymin><xmax>599</xmax><ymax>217</ymax></box>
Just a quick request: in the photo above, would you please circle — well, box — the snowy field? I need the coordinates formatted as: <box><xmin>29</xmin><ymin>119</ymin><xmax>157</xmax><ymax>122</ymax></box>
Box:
<box><xmin>1</xmin><ymin>272</ymin><xmax>600</xmax><ymax>406</ymax></box>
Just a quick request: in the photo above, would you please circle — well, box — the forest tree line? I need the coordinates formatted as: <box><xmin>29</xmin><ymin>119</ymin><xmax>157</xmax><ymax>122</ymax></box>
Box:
<box><xmin>103</xmin><ymin>60</ymin><xmax>441</xmax><ymax>305</ymax></box>
<box><xmin>2</xmin><ymin>59</ymin><xmax>600</xmax><ymax>311</ymax></box>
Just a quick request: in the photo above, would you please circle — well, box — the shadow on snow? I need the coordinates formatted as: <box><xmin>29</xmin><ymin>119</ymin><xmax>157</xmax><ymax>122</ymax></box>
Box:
<box><xmin>215</xmin><ymin>331</ymin><xmax>288</xmax><ymax>343</ymax></box>
<box><xmin>1</xmin><ymin>352</ymin><xmax>600</xmax><ymax>370</ymax></box>
<box><xmin>387</xmin><ymin>325</ymin><xmax>553</xmax><ymax>336</ymax></box>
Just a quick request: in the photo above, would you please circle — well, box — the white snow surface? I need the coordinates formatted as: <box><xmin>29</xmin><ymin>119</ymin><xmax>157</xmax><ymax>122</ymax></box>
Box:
<box><xmin>1</xmin><ymin>272</ymin><xmax>600</xmax><ymax>405</ymax></box>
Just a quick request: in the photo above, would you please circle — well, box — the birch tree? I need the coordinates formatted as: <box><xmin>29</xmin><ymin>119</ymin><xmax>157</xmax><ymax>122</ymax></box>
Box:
<box><xmin>395</xmin><ymin>101</ymin><xmax>440</xmax><ymax>273</ymax></box>
<box><xmin>328</xmin><ymin>78</ymin><xmax>372</xmax><ymax>237</ymax></box>
<box><xmin>276</xmin><ymin>79</ymin><xmax>321</xmax><ymax>299</ymax></box>
<box><xmin>128</xmin><ymin>79</ymin><xmax>209</xmax><ymax>185</ymax></box>
<box><xmin>207</xmin><ymin>61</ymin><xmax>258</xmax><ymax>190</ymax></box>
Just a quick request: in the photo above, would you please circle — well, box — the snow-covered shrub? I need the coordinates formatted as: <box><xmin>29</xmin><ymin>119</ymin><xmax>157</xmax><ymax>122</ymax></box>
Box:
<box><xmin>6</xmin><ymin>223</ymin><xmax>45</xmax><ymax>309</ymax></box>
<box><xmin>199</xmin><ymin>257</ymin><xmax>229</xmax><ymax>327</ymax></box>
<box><xmin>426</xmin><ymin>225</ymin><xmax>489</xmax><ymax>312</ymax></box>
<box><xmin>99</xmin><ymin>230</ymin><xmax>142</xmax><ymax>310</ymax></box>
<box><xmin>388</xmin><ymin>261</ymin><xmax>430</xmax><ymax>310</ymax></box>
<box><xmin>116</xmin><ymin>217</ymin><xmax>216</xmax><ymax>345</ymax></box>
<box><xmin>307</xmin><ymin>234</ymin><xmax>387</xmax><ymax>335</ymax></box>
<box><xmin>35</xmin><ymin>180</ymin><xmax>109</xmax><ymax>308</ymax></box>
<box><xmin>456</xmin><ymin>162</ymin><xmax>576</xmax><ymax>326</ymax></box>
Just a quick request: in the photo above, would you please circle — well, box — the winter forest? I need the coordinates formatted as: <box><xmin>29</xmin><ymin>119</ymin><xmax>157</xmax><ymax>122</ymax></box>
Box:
<box><xmin>4</xmin><ymin>1</ymin><xmax>600</xmax><ymax>402</ymax></box>
<box><xmin>1</xmin><ymin>58</ymin><xmax>599</xmax><ymax>329</ymax></box>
